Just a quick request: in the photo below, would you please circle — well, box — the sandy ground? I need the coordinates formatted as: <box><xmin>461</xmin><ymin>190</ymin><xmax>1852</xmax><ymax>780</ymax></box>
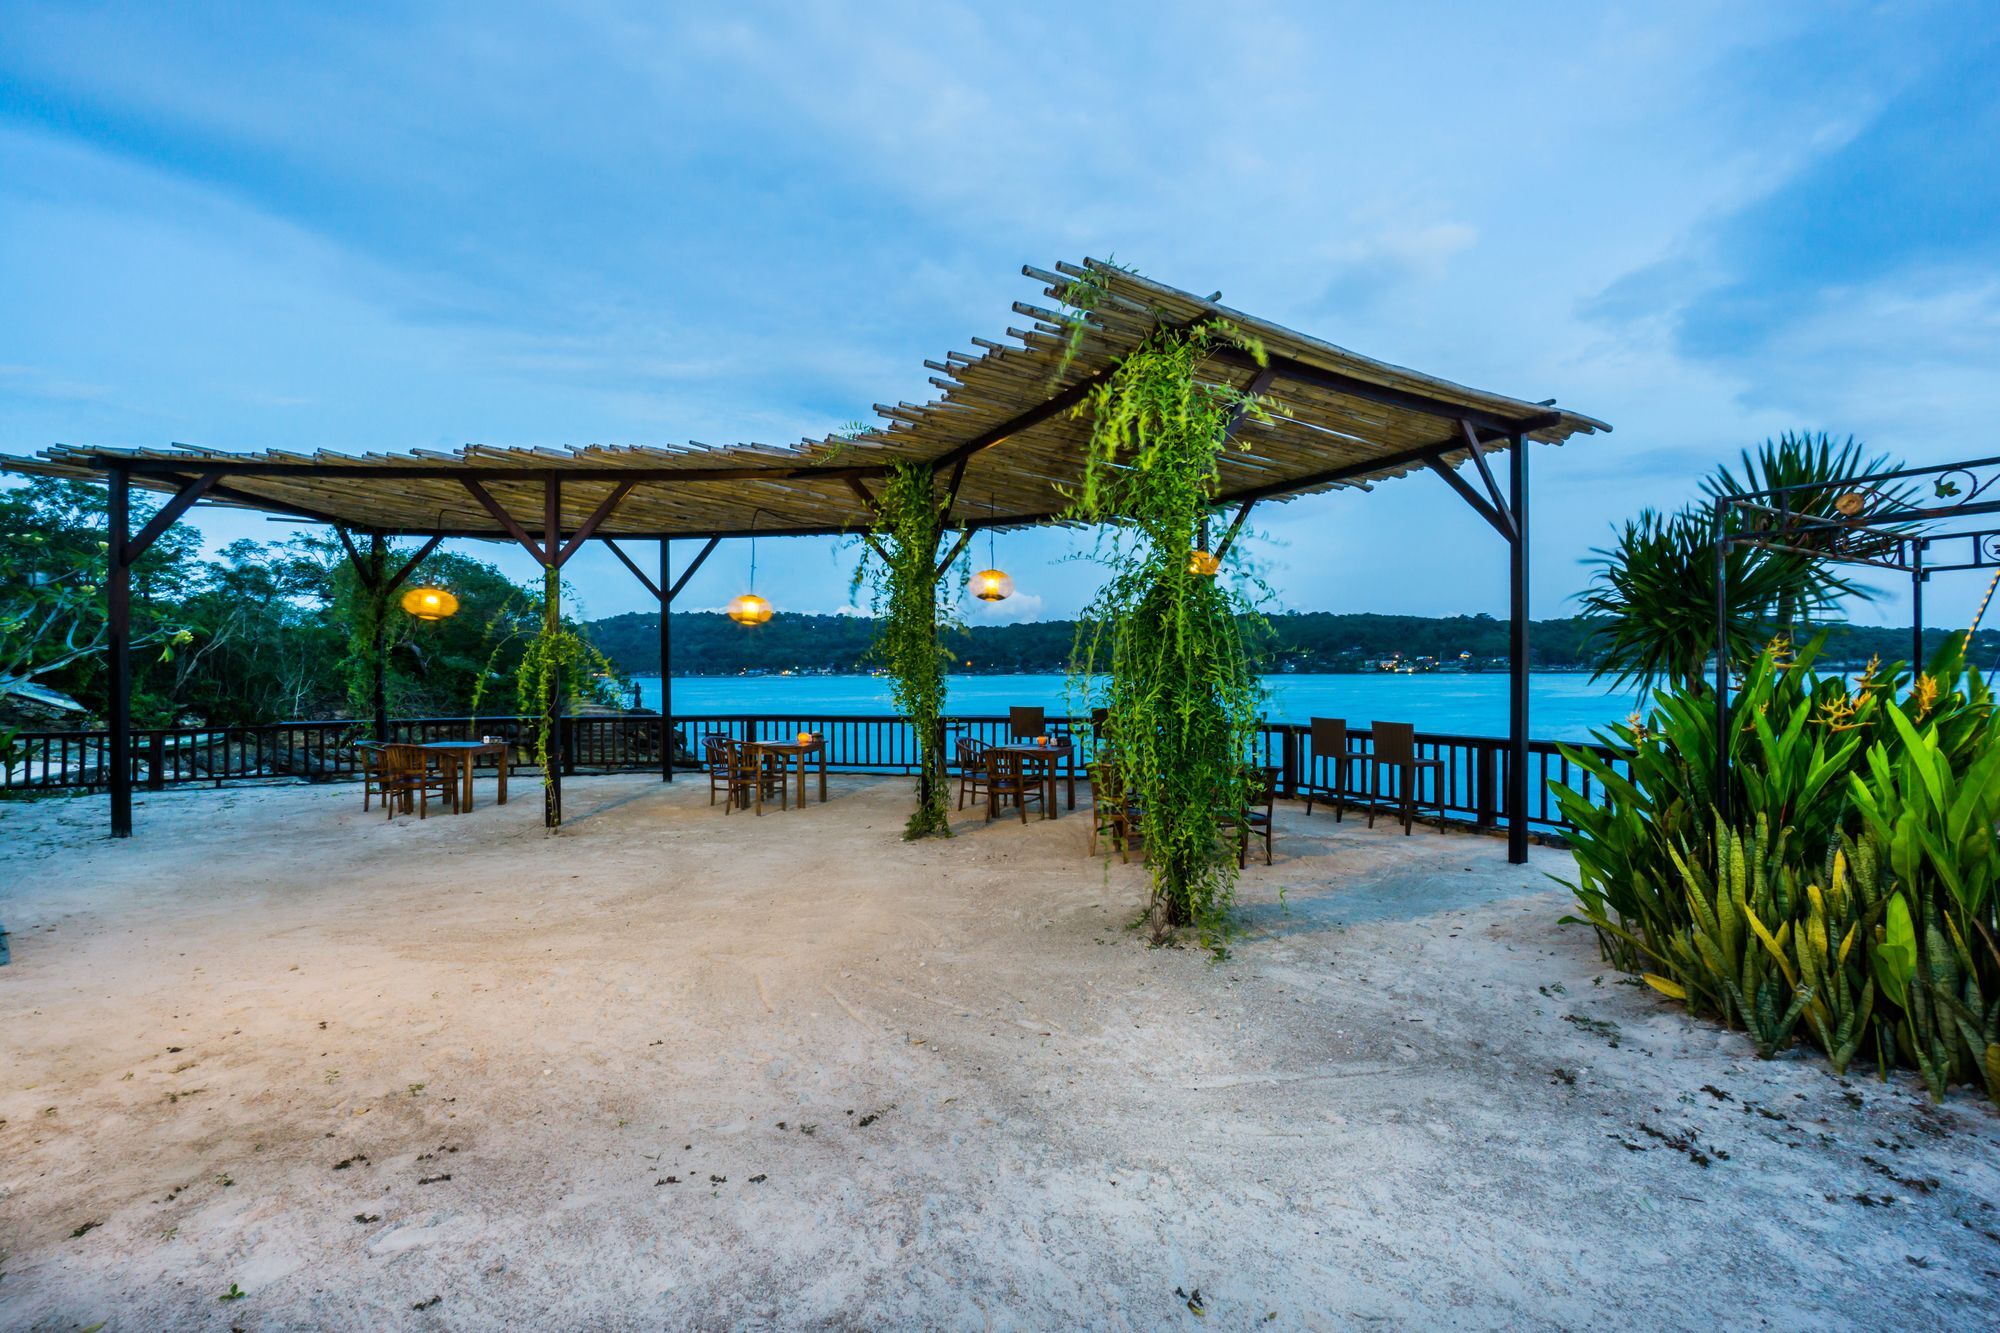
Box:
<box><xmin>2</xmin><ymin>774</ymin><xmax>1998</xmax><ymax>1331</ymax></box>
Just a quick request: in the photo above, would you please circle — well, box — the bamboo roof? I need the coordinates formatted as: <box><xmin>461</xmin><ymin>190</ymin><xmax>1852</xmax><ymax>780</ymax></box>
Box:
<box><xmin>1</xmin><ymin>259</ymin><xmax>1608</xmax><ymax>541</ymax></box>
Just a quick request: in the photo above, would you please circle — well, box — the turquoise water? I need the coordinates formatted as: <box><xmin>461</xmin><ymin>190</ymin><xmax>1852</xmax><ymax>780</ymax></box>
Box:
<box><xmin>634</xmin><ymin>672</ymin><xmax>1642</xmax><ymax>743</ymax></box>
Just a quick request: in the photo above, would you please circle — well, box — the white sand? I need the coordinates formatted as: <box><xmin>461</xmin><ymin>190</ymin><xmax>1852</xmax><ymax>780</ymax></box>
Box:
<box><xmin>2</xmin><ymin>774</ymin><xmax>1997</xmax><ymax>1330</ymax></box>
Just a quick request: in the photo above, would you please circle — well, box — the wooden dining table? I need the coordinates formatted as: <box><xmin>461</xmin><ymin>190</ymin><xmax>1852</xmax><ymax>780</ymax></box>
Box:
<box><xmin>420</xmin><ymin>740</ymin><xmax>510</xmax><ymax>814</ymax></box>
<box><xmin>988</xmin><ymin>741</ymin><xmax>1075</xmax><ymax>819</ymax></box>
<box><xmin>747</xmin><ymin>737</ymin><xmax>828</xmax><ymax>814</ymax></box>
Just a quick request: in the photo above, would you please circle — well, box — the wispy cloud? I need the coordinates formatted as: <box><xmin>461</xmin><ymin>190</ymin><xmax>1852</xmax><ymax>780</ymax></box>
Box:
<box><xmin>3</xmin><ymin>1</ymin><xmax>1997</xmax><ymax>626</ymax></box>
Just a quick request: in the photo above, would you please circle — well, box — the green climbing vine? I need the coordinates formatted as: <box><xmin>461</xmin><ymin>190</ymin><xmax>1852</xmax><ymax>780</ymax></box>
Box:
<box><xmin>514</xmin><ymin>566</ymin><xmax>617</xmax><ymax>825</ymax></box>
<box><xmin>1064</xmin><ymin>315</ymin><xmax>1273</xmax><ymax>949</ymax></box>
<box><xmin>855</xmin><ymin>462</ymin><xmax>958</xmax><ymax>839</ymax></box>
<box><xmin>335</xmin><ymin>530</ymin><xmax>404</xmax><ymax>731</ymax></box>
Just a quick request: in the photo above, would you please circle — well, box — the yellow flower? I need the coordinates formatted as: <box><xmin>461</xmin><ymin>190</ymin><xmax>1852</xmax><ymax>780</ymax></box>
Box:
<box><xmin>1909</xmin><ymin>673</ymin><xmax>1940</xmax><ymax>719</ymax></box>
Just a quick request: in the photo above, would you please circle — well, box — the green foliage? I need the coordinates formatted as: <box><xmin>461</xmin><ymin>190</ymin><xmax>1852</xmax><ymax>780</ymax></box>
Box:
<box><xmin>1064</xmin><ymin>319</ymin><xmax>1269</xmax><ymax>947</ymax></box>
<box><xmin>0</xmin><ymin>478</ymin><xmax>195</xmax><ymax>721</ymax></box>
<box><xmin>515</xmin><ymin>566</ymin><xmax>619</xmax><ymax>824</ymax></box>
<box><xmin>581</xmin><ymin>604</ymin><xmax>2000</xmax><ymax>680</ymax></box>
<box><xmin>1556</xmin><ymin>637</ymin><xmax>2000</xmax><ymax>1101</ymax></box>
<box><xmin>853</xmin><ymin>463</ymin><xmax>956</xmax><ymax>839</ymax></box>
<box><xmin>1580</xmin><ymin>432</ymin><xmax>1899</xmax><ymax>692</ymax></box>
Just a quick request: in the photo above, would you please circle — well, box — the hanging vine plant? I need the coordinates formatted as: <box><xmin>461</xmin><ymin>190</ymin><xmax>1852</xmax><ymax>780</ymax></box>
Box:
<box><xmin>854</xmin><ymin>461</ymin><xmax>959</xmax><ymax>839</ymax></box>
<box><xmin>513</xmin><ymin>565</ymin><xmax>617</xmax><ymax>827</ymax></box>
<box><xmin>1064</xmin><ymin>315</ymin><xmax>1274</xmax><ymax>948</ymax></box>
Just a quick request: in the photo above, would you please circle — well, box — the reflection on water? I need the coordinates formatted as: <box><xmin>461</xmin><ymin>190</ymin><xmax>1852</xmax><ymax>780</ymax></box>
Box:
<box><xmin>634</xmin><ymin>672</ymin><xmax>1641</xmax><ymax>744</ymax></box>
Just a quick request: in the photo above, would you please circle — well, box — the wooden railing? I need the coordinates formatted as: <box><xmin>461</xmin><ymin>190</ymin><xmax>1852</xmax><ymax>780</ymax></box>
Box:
<box><xmin>1</xmin><ymin>713</ymin><xmax>1625</xmax><ymax>834</ymax></box>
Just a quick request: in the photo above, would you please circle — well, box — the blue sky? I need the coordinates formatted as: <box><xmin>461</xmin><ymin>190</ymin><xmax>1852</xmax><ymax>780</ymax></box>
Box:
<box><xmin>3</xmin><ymin>0</ymin><xmax>1997</xmax><ymax>629</ymax></box>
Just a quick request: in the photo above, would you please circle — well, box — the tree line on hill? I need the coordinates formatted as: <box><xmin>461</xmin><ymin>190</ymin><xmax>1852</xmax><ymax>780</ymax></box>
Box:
<box><xmin>6</xmin><ymin>474</ymin><xmax>1996</xmax><ymax>733</ymax></box>
<box><xmin>583</xmin><ymin>608</ymin><xmax>1990</xmax><ymax>678</ymax></box>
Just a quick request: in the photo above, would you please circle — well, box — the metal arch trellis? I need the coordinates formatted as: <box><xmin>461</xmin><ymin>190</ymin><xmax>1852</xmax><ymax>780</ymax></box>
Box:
<box><xmin>1707</xmin><ymin>452</ymin><xmax>2000</xmax><ymax>813</ymax></box>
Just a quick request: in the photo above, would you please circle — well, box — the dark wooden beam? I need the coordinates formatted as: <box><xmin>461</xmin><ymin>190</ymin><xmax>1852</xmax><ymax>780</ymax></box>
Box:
<box><xmin>381</xmin><ymin>535</ymin><xmax>445</xmax><ymax>597</ymax></box>
<box><xmin>555</xmin><ymin>480</ymin><xmax>636</xmax><ymax>566</ymax></box>
<box><xmin>1507</xmin><ymin>433</ymin><xmax>1530</xmax><ymax>865</ymax></box>
<box><xmin>107</xmin><ymin>466</ymin><xmax>133</xmax><ymax>837</ymax></box>
<box><xmin>332</xmin><ymin>525</ymin><xmax>376</xmax><ymax>590</ymax></box>
<box><xmin>1216</xmin><ymin>429</ymin><xmax>1523</xmax><ymax>508</ymax></box>
<box><xmin>666</xmin><ymin>535</ymin><xmax>720</xmax><ymax>602</ymax></box>
<box><xmin>97</xmin><ymin>456</ymin><xmax>888</xmax><ymax>484</ymax></box>
<box><xmin>934</xmin><ymin>525</ymin><xmax>977</xmax><ymax>579</ymax></box>
<box><xmin>461</xmin><ymin>478</ymin><xmax>545</xmax><ymax>562</ymax></box>
<box><xmin>1460</xmin><ymin>419</ymin><xmax>1512</xmax><ymax>534</ymax></box>
<box><xmin>1424</xmin><ymin>452</ymin><xmax>1514</xmax><ymax>540</ymax></box>
<box><xmin>603</xmin><ymin>538</ymin><xmax>662</xmax><ymax>601</ymax></box>
<box><xmin>1212</xmin><ymin>499</ymin><xmax>1257</xmax><ymax>561</ymax></box>
<box><xmin>124</xmin><ymin>469</ymin><xmax>222</xmax><ymax>564</ymax></box>
<box><xmin>1209</xmin><ymin>346</ymin><xmax>1562</xmax><ymax>438</ymax></box>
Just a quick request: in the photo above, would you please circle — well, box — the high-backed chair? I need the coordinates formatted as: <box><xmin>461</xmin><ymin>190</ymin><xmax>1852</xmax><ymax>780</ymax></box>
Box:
<box><xmin>378</xmin><ymin>743</ymin><xmax>454</xmax><ymax>820</ymax></box>
<box><xmin>986</xmin><ymin>748</ymin><xmax>1049</xmax><ymax>824</ymax></box>
<box><xmin>1218</xmin><ymin>765</ymin><xmax>1278</xmax><ymax>867</ymax></box>
<box><xmin>1302</xmin><ymin>717</ymin><xmax>1365</xmax><ymax>820</ymax></box>
<box><xmin>956</xmin><ymin>736</ymin><xmax>993</xmax><ymax>811</ymax></box>
<box><xmin>1008</xmin><ymin>706</ymin><xmax>1045</xmax><ymax>741</ymax></box>
<box><xmin>1086</xmin><ymin>759</ymin><xmax>1143</xmax><ymax>861</ymax></box>
<box><xmin>1366</xmin><ymin>721</ymin><xmax>1446</xmax><ymax>835</ymax></box>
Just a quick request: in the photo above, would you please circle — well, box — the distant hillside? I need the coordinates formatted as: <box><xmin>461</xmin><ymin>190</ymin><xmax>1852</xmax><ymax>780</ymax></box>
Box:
<box><xmin>584</xmin><ymin>611</ymin><xmax>1999</xmax><ymax>677</ymax></box>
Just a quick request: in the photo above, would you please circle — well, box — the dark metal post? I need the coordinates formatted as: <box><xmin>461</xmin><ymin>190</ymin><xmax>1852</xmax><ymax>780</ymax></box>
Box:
<box><xmin>1506</xmin><ymin>435</ymin><xmax>1529</xmax><ymax>863</ymax></box>
<box><xmin>1912</xmin><ymin>538</ymin><xmax>1926</xmax><ymax>669</ymax></box>
<box><xmin>369</xmin><ymin>532</ymin><xmax>391</xmax><ymax>741</ymax></box>
<box><xmin>1712</xmin><ymin>501</ymin><xmax>1731</xmax><ymax>818</ymax></box>
<box><xmin>543</xmin><ymin>475</ymin><xmax>563</xmax><ymax>828</ymax></box>
<box><xmin>107</xmin><ymin>466</ymin><xmax>133</xmax><ymax>837</ymax></box>
<box><xmin>660</xmin><ymin>539</ymin><xmax>673</xmax><ymax>782</ymax></box>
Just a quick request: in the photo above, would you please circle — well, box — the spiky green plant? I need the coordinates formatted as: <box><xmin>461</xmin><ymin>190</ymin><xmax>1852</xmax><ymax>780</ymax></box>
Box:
<box><xmin>1580</xmin><ymin>432</ymin><xmax>1900</xmax><ymax>693</ymax></box>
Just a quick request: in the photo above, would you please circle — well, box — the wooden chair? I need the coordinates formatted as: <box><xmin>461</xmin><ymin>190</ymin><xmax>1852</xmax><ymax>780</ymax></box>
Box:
<box><xmin>1366</xmin><ymin>721</ymin><xmax>1446</xmax><ymax>835</ymax></box>
<box><xmin>730</xmin><ymin>740</ymin><xmax>787</xmax><ymax>815</ymax></box>
<box><xmin>1086</xmin><ymin>759</ymin><xmax>1143</xmax><ymax>862</ymax></box>
<box><xmin>985</xmin><ymin>748</ymin><xmax>1048</xmax><ymax>824</ymax></box>
<box><xmin>377</xmin><ymin>743</ymin><xmax>455</xmax><ymax>820</ymax></box>
<box><xmin>956</xmin><ymin>736</ymin><xmax>993</xmax><ymax>811</ymax></box>
<box><xmin>1008</xmin><ymin>706</ymin><xmax>1045</xmax><ymax>741</ymax></box>
<box><xmin>355</xmin><ymin>742</ymin><xmax>388</xmax><ymax>813</ymax></box>
<box><xmin>703</xmin><ymin>735</ymin><xmax>737</xmax><ymax>807</ymax></box>
<box><xmin>1301</xmin><ymin>717</ymin><xmax>1365</xmax><ymax>820</ymax></box>
<box><xmin>1218</xmin><ymin>765</ymin><xmax>1278</xmax><ymax>867</ymax></box>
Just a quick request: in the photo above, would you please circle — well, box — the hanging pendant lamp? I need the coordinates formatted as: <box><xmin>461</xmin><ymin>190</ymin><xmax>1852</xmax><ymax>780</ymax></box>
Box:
<box><xmin>972</xmin><ymin>494</ymin><xmax>1013</xmax><ymax>602</ymax></box>
<box><xmin>1188</xmin><ymin>516</ymin><xmax>1220</xmax><ymax>578</ymax></box>
<box><xmin>400</xmin><ymin>585</ymin><xmax>461</xmax><ymax>620</ymax></box>
<box><xmin>727</xmin><ymin>514</ymin><xmax>774</xmax><ymax>625</ymax></box>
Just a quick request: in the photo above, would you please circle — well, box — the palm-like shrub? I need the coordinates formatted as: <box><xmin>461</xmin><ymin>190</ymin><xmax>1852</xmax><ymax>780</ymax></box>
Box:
<box><xmin>1579</xmin><ymin>433</ymin><xmax>1898</xmax><ymax>693</ymax></box>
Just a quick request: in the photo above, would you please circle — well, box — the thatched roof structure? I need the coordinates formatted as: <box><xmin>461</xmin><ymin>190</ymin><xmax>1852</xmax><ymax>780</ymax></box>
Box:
<box><xmin>3</xmin><ymin>259</ymin><xmax>1607</xmax><ymax>541</ymax></box>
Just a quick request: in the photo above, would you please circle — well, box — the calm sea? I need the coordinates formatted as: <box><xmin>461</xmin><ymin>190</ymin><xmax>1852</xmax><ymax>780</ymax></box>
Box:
<box><xmin>633</xmin><ymin>672</ymin><xmax>1643</xmax><ymax>743</ymax></box>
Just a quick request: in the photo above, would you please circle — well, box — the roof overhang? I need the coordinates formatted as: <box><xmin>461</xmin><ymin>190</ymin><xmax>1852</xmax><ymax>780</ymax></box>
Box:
<box><xmin>1</xmin><ymin>258</ymin><xmax>1610</xmax><ymax>542</ymax></box>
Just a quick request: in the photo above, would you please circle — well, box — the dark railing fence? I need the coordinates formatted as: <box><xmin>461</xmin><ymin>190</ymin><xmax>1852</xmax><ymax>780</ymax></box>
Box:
<box><xmin>1</xmin><ymin>713</ymin><xmax>1625</xmax><ymax>834</ymax></box>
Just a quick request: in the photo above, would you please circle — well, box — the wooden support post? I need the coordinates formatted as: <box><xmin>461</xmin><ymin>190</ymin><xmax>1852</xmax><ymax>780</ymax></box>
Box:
<box><xmin>543</xmin><ymin>475</ymin><xmax>563</xmax><ymax>829</ymax></box>
<box><xmin>660</xmin><ymin>540</ymin><xmax>673</xmax><ymax>782</ymax></box>
<box><xmin>368</xmin><ymin>533</ymin><xmax>391</xmax><ymax>742</ymax></box>
<box><xmin>107</xmin><ymin>466</ymin><xmax>133</xmax><ymax>838</ymax></box>
<box><xmin>1507</xmin><ymin>434</ymin><xmax>1530</xmax><ymax>864</ymax></box>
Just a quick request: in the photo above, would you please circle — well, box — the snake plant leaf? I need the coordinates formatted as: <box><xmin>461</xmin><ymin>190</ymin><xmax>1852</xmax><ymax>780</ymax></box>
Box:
<box><xmin>1874</xmin><ymin>893</ymin><xmax>1916</xmax><ymax>1011</ymax></box>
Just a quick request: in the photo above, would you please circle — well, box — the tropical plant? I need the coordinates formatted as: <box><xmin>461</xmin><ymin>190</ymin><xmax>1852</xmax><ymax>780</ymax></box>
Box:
<box><xmin>1063</xmin><ymin>313</ymin><xmax>1271</xmax><ymax>947</ymax></box>
<box><xmin>1555</xmin><ymin>635</ymin><xmax>2000</xmax><ymax>1101</ymax></box>
<box><xmin>1579</xmin><ymin>432</ymin><xmax>1900</xmax><ymax>692</ymax></box>
<box><xmin>853</xmin><ymin>462</ymin><xmax>958</xmax><ymax>839</ymax></box>
<box><xmin>515</xmin><ymin>566</ymin><xmax>619</xmax><ymax>828</ymax></box>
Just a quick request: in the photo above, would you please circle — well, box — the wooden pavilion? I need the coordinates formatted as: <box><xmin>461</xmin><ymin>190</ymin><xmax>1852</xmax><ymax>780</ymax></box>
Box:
<box><xmin>3</xmin><ymin>259</ymin><xmax>1609</xmax><ymax>858</ymax></box>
